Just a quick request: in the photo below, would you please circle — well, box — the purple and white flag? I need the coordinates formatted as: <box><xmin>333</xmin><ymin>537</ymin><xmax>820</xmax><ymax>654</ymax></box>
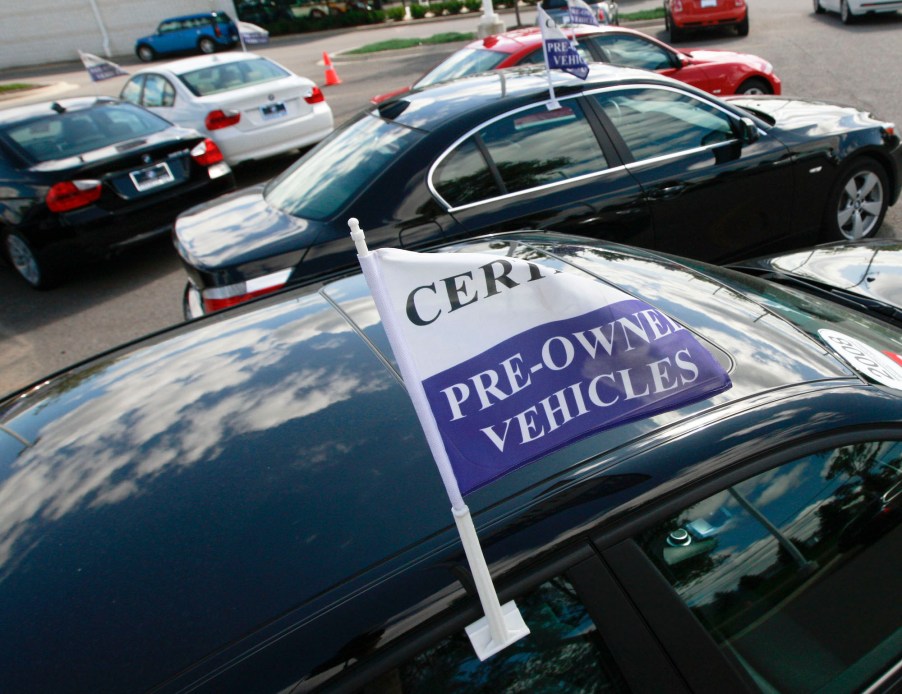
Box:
<box><xmin>537</xmin><ymin>6</ymin><xmax>590</xmax><ymax>80</ymax></box>
<box><xmin>357</xmin><ymin>244</ymin><xmax>731</xmax><ymax>498</ymax></box>
<box><xmin>78</xmin><ymin>51</ymin><xmax>128</xmax><ymax>82</ymax></box>
<box><xmin>567</xmin><ymin>0</ymin><xmax>600</xmax><ymax>26</ymax></box>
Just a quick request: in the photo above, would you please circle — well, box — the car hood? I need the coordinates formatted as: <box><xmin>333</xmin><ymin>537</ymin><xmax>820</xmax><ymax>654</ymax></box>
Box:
<box><xmin>733</xmin><ymin>239</ymin><xmax>902</xmax><ymax>317</ymax></box>
<box><xmin>174</xmin><ymin>184</ymin><xmax>323</xmax><ymax>272</ymax></box>
<box><xmin>725</xmin><ymin>95</ymin><xmax>886</xmax><ymax>133</ymax></box>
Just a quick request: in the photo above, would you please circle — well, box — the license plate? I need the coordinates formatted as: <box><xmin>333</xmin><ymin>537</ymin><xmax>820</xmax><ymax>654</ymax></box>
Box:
<box><xmin>260</xmin><ymin>102</ymin><xmax>287</xmax><ymax>120</ymax></box>
<box><xmin>129</xmin><ymin>162</ymin><xmax>174</xmax><ymax>192</ymax></box>
<box><xmin>701</xmin><ymin>0</ymin><xmax>718</xmax><ymax>6</ymax></box>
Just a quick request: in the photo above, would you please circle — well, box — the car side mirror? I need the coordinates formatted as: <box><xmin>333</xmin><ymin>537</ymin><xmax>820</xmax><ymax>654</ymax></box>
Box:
<box><xmin>737</xmin><ymin>116</ymin><xmax>760</xmax><ymax>145</ymax></box>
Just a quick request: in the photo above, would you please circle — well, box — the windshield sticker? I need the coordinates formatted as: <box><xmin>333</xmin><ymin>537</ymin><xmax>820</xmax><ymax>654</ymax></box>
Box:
<box><xmin>819</xmin><ymin>329</ymin><xmax>902</xmax><ymax>391</ymax></box>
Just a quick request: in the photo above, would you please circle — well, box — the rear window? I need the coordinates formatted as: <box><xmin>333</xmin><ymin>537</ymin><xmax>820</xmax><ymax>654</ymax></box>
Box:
<box><xmin>178</xmin><ymin>57</ymin><xmax>290</xmax><ymax>96</ymax></box>
<box><xmin>264</xmin><ymin>112</ymin><xmax>423</xmax><ymax>220</ymax></box>
<box><xmin>1</xmin><ymin>102</ymin><xmax>170</xmax><ymax>163</ymax></box>
<box><xmin>415</xmin><ymin>48</ymin><xmax>510</xmax><ymax>90</ymax></box>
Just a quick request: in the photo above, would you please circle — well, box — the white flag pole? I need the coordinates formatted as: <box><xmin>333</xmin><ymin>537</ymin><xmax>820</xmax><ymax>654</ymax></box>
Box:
<box><xmin>537</xmin><ymin>8</ymin><xmax>562</xmax><ymax>110</ymax></box>
<box><xmin>349</xmin><ymin>218</ymin><xmax>529</xmax><ymax>660</ymax></box>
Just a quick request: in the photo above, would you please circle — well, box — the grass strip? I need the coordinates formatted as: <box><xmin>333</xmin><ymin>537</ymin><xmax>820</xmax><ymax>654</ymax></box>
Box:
<box><xmin>347</xmin><ymin>31</ymin><xmax>476</xmax><ymax>54</ymax></box>
<box><xmin>0</xmin><ymin>83</ymin><xmax>39</xmax><ymax>94</ymax></box>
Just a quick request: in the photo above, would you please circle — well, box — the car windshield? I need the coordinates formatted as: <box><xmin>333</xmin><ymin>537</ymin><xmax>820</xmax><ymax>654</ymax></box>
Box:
<box><xmin>264</xmin><ymin>111</ymin><xmax>424</xmax><ymax>220</ymax></box>
<box><xmin>2</xmin><ymin>102</ymin><xmax>170</xmax><ymax>162</ymax></box>
<box><xmin>178</xmin><ymin>57</ymin><xmax>290</xmax><ymax>96</ymax></box>
<box><xmin>415</xmin><ymin>48</ymin><xmax>510</xmax><ymax>89</ymax></box>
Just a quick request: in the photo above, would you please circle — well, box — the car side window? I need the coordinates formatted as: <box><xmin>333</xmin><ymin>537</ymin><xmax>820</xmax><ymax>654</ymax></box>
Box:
<box><xmin>158</xmin><ymin>20</ymin><xmax>181</xmax><ymax>34</ymax></box>
<box><xmin>141</xmin><ymin>75</ymin><xmax>176</xmax><ymax>108</ymax></box>
<box><xmin>593</xmin><ymin>87</ymin><xmax>735</xmax><ymax>161</ymax></box>
<box><xmin>120</xmin><ymin>76</ymin><xmax>145</xmax><ymax>105</ymax></box>
<box><xmin>637</xmin><ymin>440</ymin><xmax>902</xmax><ymax>693</ymax></box>
<box><xmin>591</xmin><ymin>35</ymin><xmax>674</xmax><ymax>71</ymax></box>
<box><xmin>358</xmin><ymin>576</ymin><xmax>629</xmax><ymax>693</ymax></box>
<box><xmin>433</xmin><ymin>100</ymin><xmax>607</xmax><ymax>207</ymax></box>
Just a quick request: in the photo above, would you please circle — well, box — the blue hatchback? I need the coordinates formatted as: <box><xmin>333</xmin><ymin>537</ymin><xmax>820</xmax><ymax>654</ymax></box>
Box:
<box><xmin>134</xmin><ymin>12</ymin><xmax>239</xmax><ymax>62</ymax></box>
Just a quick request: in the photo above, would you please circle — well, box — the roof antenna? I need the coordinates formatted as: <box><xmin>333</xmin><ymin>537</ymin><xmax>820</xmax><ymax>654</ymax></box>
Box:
<box><xmin>51</xmin><ymin>102</ymin><xmax>66</xmax><ymax>114</ymax></box>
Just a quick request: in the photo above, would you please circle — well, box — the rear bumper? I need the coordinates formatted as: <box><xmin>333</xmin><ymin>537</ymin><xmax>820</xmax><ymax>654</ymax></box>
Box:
<box><xmin>673</xmin><ymin>8</ymin><xmax>746</xmax><ymax>28</ymax></box>
<box><xmin>34</xmin><ymin>170</ymin><xmax>236</xmax><ymax>257</ymax></box>
<box><xmin>216</xmin><ymin>106</ymin><xmax>334</xmax><ymax>165</ymax></box>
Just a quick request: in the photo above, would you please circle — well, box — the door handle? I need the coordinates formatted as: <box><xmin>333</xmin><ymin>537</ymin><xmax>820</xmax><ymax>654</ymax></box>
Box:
<box><xmin>648</xmin><ymin>183</ymin><xmax>687</xmax><ymax>200</ymax></box>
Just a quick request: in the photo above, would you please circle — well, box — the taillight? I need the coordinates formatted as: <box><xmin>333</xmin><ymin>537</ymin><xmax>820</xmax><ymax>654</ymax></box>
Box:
<box><xmin>190</xmin><ymin>138</ymin><xmax>225</xmax><ymax>167</ymax></box>
<box><xmin>205</xmin><ymin>109</ymin><xmax>241</xmax><ymax>130</ymax></box>
<box><xmin>201</xmin><ymin>269</ymin><xmax>292</xmax><ymax>313</ymax></box>
<box><xmin>598</xmin><ymin>7</ymin><xmax>606</xmax><ymax>21</ymax></box>
<box><xmin>46</xmin><ymin>180</ymin><xmax>102</xmax><ymax>213</ymax></box>
<box><xmin>304</xmin><ymin>86</ymin><xmax>325</xmax><ymax>105</ymax></box>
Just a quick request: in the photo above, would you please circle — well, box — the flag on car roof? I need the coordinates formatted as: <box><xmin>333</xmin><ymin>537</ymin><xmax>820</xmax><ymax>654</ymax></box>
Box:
<box><xmin>77</xmin><ymin>51</ymin><xmax>128</xmax><ymax>82</ymax></box>
<box><xmin>350</xmin><ymin>219</ymin><xmax>730</xmax><ymax>660</ymax></box>
<box><xmin>352</xmin><ymin>224</ymin><xmax>732</xmax><ymax>500</ymax></box>
<box><xmin>567</xmin><ymin>0</ymin><xmax>600</xmax><ymax>26</ymax></box>
<box><xmin>537</xmin><ymin>6</ymin><xmax>590</xmax><ymax>81</ymax></box>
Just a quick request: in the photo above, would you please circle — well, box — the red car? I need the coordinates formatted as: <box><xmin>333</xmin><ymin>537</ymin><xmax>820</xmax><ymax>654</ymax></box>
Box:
<box><xmin>372</xmin><ymin>25</ymin><xmax>779</xmax><ymax>104</ymax></box>
<box><xmin>664</xmin><ymin>0</ymin><xmax>749</xmax><ymax>42</ymax></box>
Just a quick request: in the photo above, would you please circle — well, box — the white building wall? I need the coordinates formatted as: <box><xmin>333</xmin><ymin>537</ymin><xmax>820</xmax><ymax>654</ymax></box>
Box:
<box><xmin>0</xmin><ymin>0</ymin><xmax>237</xmax><ymax>70</ymax></box>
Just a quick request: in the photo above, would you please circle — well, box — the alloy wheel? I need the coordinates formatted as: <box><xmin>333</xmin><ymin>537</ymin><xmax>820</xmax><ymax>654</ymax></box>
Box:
<box><xmin>836</xmin><ymin>171</ymin><xmax>884</xmax><ymax>240</ymax></box>
<box><xmin>5</xmin><ymin>234</ymin><xmax>42</xmax><ymax>287</ymax></box>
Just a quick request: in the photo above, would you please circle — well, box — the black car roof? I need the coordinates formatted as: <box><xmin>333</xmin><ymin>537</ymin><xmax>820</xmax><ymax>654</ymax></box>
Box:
<box><xmin>377</xmin><ymin>64</ymin><xmax>683</xmax><ymax>132</ymax></box>
<box><xmin>0</xmin><ymin>233</ymin><xmax>894</xmax><ymax>692</ymax></box>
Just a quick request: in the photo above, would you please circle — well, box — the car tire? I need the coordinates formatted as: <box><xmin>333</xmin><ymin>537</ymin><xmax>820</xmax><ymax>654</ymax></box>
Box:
<box><xmin>736</xmin><ymin>14</ymin><xmax>749</xmax><ymax>36</ymax></box>
<box><xmin>824</xmin><ymin>159</ymin><xmax>889</xmax><ymax>241</ymax></box>
<box><xmin>735</xmin><ymin>77</ymin><xmax>771</xmax><ymax>95</ymax></box>
<box><xmin>198</xmin><ymin>37</ymin><xmax>217</xmax><ymax>54</ymax></box>
<box><xmin>841</xmin><ymin>0</ymin><xmax>855</xmax><ymax>22</ymax></box>
<box><xmin>667</xmin><ymin>14</ymin><xmax>685</xmax><ymax>43</ymax></box>
<box><xmin>813</xmin><ymin>0</ymin><xmax>825</xmax><ymax>13</ymax></box>
<box><xmin>136</xmin><ymin>44</ymin><xmax>155</xmax><ymax>62</ymax></box>
<box><xmin>3</xmin><ymin>232</ymin><xmax>55</xmax><ymax>289</ymax></box>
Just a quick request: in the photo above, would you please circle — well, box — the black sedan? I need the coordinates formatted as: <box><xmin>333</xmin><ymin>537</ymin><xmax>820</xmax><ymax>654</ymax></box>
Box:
<box><xmin>1</xmin><ymin>232</ymin><xmax>900</xmax><ymax>693</ymax></box>
<box><xmin>0</xmin><ymin>97</ymin><xmax>236</xmax><ymax>289</ymax></box>
<box><xmin>174</xmin><ymin>64</ymin><xmax>901</xmax><ymax>317</ymax></box>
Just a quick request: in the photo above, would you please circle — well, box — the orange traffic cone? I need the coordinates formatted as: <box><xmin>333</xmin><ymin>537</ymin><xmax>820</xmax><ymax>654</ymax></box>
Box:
<box><xmin>323</xmin><ymin>52</ymin><xmax>342</xmax><ymax>86</ymax></box>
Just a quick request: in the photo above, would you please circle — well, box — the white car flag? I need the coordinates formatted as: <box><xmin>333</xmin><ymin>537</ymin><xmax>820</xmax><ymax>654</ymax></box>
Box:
<box><xmin>356</xmin><ymin>233</ymin><xmax>731</xmax><ymax>498</ymax></box>
<box><xmin>537</xmin><ymin>6</ymin><xmax>590</xmax><ymax>81</ymax></box>
<box><xmin>350</xmin><ymin>219</ymin><xmax>731</xmax><ymax>659</ymax></box>
<box><xmin>77</xmin><ymin>51</ymin><xmax>128</xmax><ymax>82</ymax></box>
<box><xmin>567</xmin><ymin>0</ymin><xmax>601</xmax><ymax>26</ymax></box>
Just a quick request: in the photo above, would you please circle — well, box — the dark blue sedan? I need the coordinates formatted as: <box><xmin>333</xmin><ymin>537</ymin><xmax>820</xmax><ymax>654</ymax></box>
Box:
<box><xmin>173</xmin><ymin>64</ymin><xmax>902</xmax><ymax>318</ymax></box>
<box><xmin>1</xmin><ymin>232</ymin><xmax>900</xmax><ymax>693</ymax></box>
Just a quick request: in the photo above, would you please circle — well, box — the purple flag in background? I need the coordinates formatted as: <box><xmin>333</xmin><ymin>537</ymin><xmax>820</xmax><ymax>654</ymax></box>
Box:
<box><xmin>567</xmin><ymin>0</ymin><xmax>600</xmax><ymax>26</ymax></box>
<box><xmin>78</xmin><ymin>51</ymin><xmax>128</xmax><ymax>82</ymax></box>
<box><xmin>537</xmin><ymin>6</ymin><xmax>590</xmax><ymax>80</ymax></box>
<box><xmin>357</xmin><ymin>245</ymin><xmax>732</xmax><ymax>497</ymax></box>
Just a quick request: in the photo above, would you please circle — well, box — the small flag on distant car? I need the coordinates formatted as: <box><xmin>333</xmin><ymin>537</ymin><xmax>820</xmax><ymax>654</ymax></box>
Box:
<box><xmin>77</xmin><ymin>51</ymin><xmax>128</xmax><ymax>82</ymax></box>
<box><xmin>537</xmin><ymin>6</ymin><xmax>590</xmax><ymax>81</ymax></box>
<box><xmin>567</xmin><ymin>0</ymin><xmax>600</xmax><ymax>26</ymax></box>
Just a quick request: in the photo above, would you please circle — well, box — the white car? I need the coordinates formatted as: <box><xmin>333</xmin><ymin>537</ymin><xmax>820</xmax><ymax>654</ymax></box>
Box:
<box><xmin>813</xmin><ymin>0</ymin><xmax>902</xmax><ymax>23</ymax></box>
<box><xmin>120</xmin><ymin>52</ymin><xmax>334</xmax><ymax>166</ymax></box>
